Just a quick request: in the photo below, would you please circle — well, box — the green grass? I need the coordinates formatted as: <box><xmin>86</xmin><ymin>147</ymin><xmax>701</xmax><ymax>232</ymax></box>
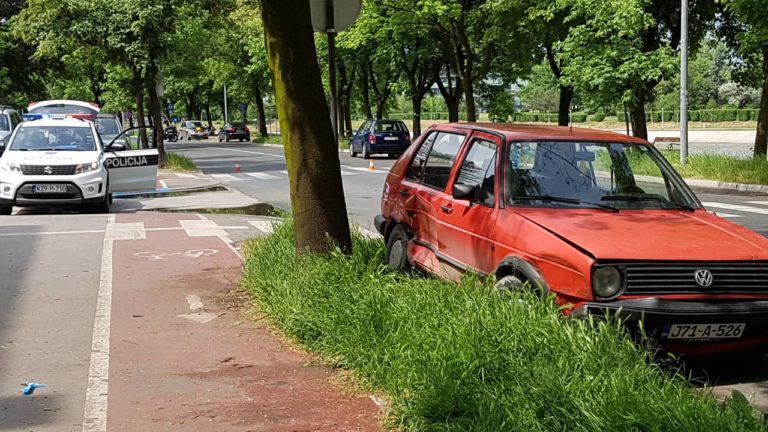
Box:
<box><xmin>164</xmin><ymin>151</ymin><xmax>197</xmax><ymax>171</ymax></box>
<box><xmin>638</xmin><ymin>151</ymin><xmax>768</xmax><ymax>185</ymax></box>
<box><xmin>243</xmin><ymin>221</ymin><xmax>766</xmax><ymax>431</ymax></box>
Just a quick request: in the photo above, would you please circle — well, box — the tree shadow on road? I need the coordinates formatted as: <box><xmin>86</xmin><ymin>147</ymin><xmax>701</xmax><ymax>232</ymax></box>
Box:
<box><xmin>0</xmin><ymin>393</ymin><xmax>63</xmax><ymax>431</ymax></box>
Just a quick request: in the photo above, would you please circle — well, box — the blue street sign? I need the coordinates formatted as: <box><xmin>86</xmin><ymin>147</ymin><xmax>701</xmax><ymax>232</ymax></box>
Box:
<box><xmin>239</xmin><ymin>103</ymin><xmax>247</xmax><ymax>113</ymax></box>
<box><xmin>171</xmin><ymin>117</ymin><xmax>179</xmax><ymax>123</ymax></box>
<box><xmin>167</xmin><ymin>103</ymin><xmax>174</xmax><ymax>114</ymax></box>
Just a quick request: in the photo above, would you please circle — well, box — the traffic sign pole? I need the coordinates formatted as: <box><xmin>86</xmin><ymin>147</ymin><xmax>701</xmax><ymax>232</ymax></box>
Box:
<box><xmin>327</xmin><ymin>0</ymin><xmax>339</xmax><ymax>144</ymax></box>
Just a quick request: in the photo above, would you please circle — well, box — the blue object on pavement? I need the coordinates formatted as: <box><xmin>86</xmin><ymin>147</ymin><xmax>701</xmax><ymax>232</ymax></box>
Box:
<box><xmin>21</xmin><ymin>382</ymin><xmax>46</xmax><ymax>395</ymax></box>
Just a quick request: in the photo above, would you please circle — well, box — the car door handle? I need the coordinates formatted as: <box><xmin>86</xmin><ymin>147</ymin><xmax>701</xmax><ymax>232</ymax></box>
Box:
<box><xmin>440</xmin><ymin>205</ymin><xmax>453</xmax><ymax>214</ymax></box>
<box><xmin>399</xmin><ymin>189</ymin><xmax>410</xmax><ymax>197</ymax></box>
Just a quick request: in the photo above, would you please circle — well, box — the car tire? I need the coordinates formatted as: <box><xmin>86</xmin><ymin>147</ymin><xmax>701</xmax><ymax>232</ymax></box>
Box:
<box><xmin>0</xmin><ymin>205</ymin><xmax>12</xmax><ymax>216</ymax></box>
<box><xmin>218</xmin><ymin>136</ymin><xmax>223</xmax><ymax>142</ymax></box>
<box><xmin>495</xmin><ymin>275</ymin><xmax>526</xmax><ymax>291</ymax></box>
<box><xmin>362</xmin><ymin>143</ymin><xmax>371</xmax><ymax>159</ymax></box>
<box><xmin>349</xmin><ymin>143</ymin><xmax>358</xmax><ymax>158</ymax></box>
<box><xmin>86</xmin><ymin>194</ymin><xmax>110</xmax><ymax>214</ymax></box>
<box><xmin>226</xmin><ymin>137</ymin><xmax>231</xmax><ymax>142</ymax></box>
<box><xmin>388</xmin><ymin>153</ymin><xmax>399</xmax><ymax>159</ymax></box>
<box><xmin>385</xmin><ymin>224</ymin><xmax>410</xmax><ymax>272</ymax></box>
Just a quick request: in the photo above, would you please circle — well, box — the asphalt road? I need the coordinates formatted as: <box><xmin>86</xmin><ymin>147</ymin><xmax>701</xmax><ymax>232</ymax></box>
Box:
<box><xmin>167</xmin><ymin>138</ymin><xmax>768</xmax><ymax>236</ymax></box>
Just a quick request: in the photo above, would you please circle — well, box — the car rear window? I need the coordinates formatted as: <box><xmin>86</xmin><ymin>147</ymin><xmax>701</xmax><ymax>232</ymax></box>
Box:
<box><xmin>231</xmin><ymin>123</ymin><xmax>245</xmax><ymax>128</ymax></box>
<box><xmin>29</xmin><ymin>104</ymin><xmax>98</xmax><ymax>116</ymax></box>
<box><xmin>97</xmin><ymin>118</ymin><xmax>120</xmax><ymax>135</ymax></box>
<box><xmin>374</xmin><ymin>121</ymin><xmax>406</xmax><ymax>132</ymax></box>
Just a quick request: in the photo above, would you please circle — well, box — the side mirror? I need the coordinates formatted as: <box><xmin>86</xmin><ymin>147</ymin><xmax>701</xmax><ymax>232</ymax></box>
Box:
<box><xmin>452</xmin><ymin>183</ymin><xmax>476</xmax><ymax>201</ymax></box>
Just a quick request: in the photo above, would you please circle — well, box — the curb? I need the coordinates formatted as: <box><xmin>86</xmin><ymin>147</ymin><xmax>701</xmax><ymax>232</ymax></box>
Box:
<box><xmin>113</xmin><ymin>184</ymin><xmax>226</xmax><ymax>199</ymax></box>
<box><xmin>253</xmin><ymin>143</ymin><xmax>348</xmax><ymax>153</ymax></box>
<box><xmin>684</xmin><ymin>178</ymin><xmax>768</xmax><ymax>194</ymax></box>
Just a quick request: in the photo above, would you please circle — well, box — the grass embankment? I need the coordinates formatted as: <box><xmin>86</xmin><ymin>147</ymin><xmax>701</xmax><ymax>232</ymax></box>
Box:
<box><xmin>164</xmin><ymin>152</ymin><xmax>197</xmax><ymax>171</ymax></box>
<box><xmin>243</xmin><ymin>221</ymin><xmax>765</xmax><ymax>431</ymax></box>
<box><xmin>644</xmin><ymin>151</ymin><xmax>768</xmax><ymax>185</ymax></box>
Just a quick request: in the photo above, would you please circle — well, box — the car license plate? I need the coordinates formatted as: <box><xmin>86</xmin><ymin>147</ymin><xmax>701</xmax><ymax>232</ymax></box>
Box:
<box><xmin>32</xmin><ymin>184</ymin><xmax>68</xmax><ymax>194</ymax></box>
<box><xmin>384</xmin><ymin>136</ymin><xmax>399</xmax><ymax>141</ymax></box>
<box><xmin>665</xmin><ymin>323</ymin><xmax>746</xmax><ymax>340</ymax></box>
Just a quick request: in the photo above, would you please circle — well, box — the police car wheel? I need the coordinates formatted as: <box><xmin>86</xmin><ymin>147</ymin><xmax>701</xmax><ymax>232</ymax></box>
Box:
<box><xmin>0</xmin><ymin>205</ymin><xmax>11</xmax><ymax>216</ymax></box>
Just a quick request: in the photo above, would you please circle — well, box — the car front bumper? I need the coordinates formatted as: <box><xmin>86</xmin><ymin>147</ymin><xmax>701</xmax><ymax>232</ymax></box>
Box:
<box><xmin>574</xmin><ymin>298</ymin><xmax>768</xmax><ymax>356</ymax></box>
<box><xmin>0</xmin><ymin>170</ymin><xmax>107</xmax><ymax>207</ymax></box>
<box><xmin>187</xmin><ymin>131</ymin><xmax>208</xmax><ymax>139</ymax></box>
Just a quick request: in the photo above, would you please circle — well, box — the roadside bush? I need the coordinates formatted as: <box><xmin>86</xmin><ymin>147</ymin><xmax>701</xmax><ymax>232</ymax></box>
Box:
<box><xmin>242</xmin><ymin>223</ymin><xmax>767</xmax><ymax>431</ymax></box>
<box><xmin>571</xmin><ymin>112</ymin><xmax>587</xmax><ymax>123</ymax></box>
<box><xmin>164</xmin><ymin>152</ymin><xmax>197</xmax><ymax>171</ymax></box>
<box><xmin>590</xmin><ymin>112</ymin><xmax>606</xmax><ymax>122</ymax></box>
<box><xmin>653</xmin><ymin>151</ymin><xmax>768</xmax><ymax>185</ymax></box>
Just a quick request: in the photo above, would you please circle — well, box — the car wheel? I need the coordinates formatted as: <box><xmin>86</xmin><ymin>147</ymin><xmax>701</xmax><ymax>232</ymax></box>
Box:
<box><xmin>226</xmin><ymin>137</ymin><xmax>231</xmax><ymax>142</ymax></box>
<box><xmin>349</xmin><ymin>143</ymin><xmax>358</xmax><ymax>158</ymax></box>
<box><xmin>388</xmin><ymin>153</ymin><xmax>398</xmax><ymax>159</ymax></box>
<box><xmin>385</xmin><ymin>224</ymin><xmax>410</xmax><ymax>272</ymax></box>
<box><xmin>362</xmin><ymin>143</ymin><xmax>371</xmax><ymax>159</ymax></box>
<box><xmin>218</xmin><ymin>136</ymin><xmax>223</xmax><ymax>142</ymax></box>
<box><xmin>86</xmin><ymin>194</ymin><xmax>110</xmax><ymax>214</ymax></box>
<box><xmin>0</xmin><ymin>205</ymin><xmax>12</xmax><ymax>216</ymax></box>
<box><xmin>495</xmin><ymin>275</ymin><xmax>526</xmax><ymax>291</ymax></box>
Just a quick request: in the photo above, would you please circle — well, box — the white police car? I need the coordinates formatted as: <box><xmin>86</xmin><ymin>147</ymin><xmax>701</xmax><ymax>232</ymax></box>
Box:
<box><xmin>0</xmin><ymin>116</ymin><xmax>158</xmax><ymax>215</ymax></box>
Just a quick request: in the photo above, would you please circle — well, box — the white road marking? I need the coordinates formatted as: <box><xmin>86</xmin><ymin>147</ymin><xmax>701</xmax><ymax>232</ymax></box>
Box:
<box><xmin>249</xmin><ymin>220</ymin><xmax>278</xmax><ymax>234</ymax></box>
<box><xmin>173</xmin><ymin>173</ymin><xmax>203</xmax><ymax>179</ymax></box>
<box><xmin>746</xmin><ymin>201</ymin><xmax>768</xmax><ymax>206</ymax></box>
<box><xmin>209</xmin><ymin>146</ymin><xmax>286</xmax><ymax>159</ymax></box>
<box><xmin>82</xmin><ymin>214</ymin><xmax>115</xmax><ymax>432</ymax></box>
<box><xmin>180</xmin><ymin>219</ymin><xmax>229</xmax><ymax>237</ymax></box>
<box><xmin>344</xmin><ymin>165</ymin><xmax>390</xmax><ymax>173</ymax></box>
<box><xmin>159</xmin><ymin>179</ymin><xmax>168</xmax><ymax>189</ymax></box>
<box><xmin>104</xmin><ymin>222</ymin><xmax>146</xmax><ymax>240</ymax></box>
<box><xmin>0</xmin><ymin>229</ymin><xmax>106</xmax><ymax>237</ymax></box>
<box><xmin>246</xmin><ymin>172</ymin><xmax>279</xmax><ymax>180</ymax></box>
<box><xmin>709</xmin><ymin>211</ymin><xmax>743</xmax><ymax>218</ymax></box>
<box><xmin>133</xmin><ymin>249</ymin><xmax>219</xmax><ymax>260</ymax></box>
<box><xmin>340</xmin><ymin>171</ymin><xmax>357</xmax><ymax>176</ymax></box>
<box><xmin>210</xmin><ymin>173</ymin><xmax>243</xmax><ymax>182</ymax></box>
<box><xmin>178</xmin><ymin>294</ymin><xmax>217</xmax><ymax>323</ymax></box>
<box><xmin>702</xmin><ymin>202</ymin><xmax>768</xmax><ymax>215</ymax></box>
<box><xmin>186</xmin><ymin>294</ymin><xmax>204</xmax><ymax>311</ymax></box>
<box><xmin>280</xmin><ymin>170</ymin><xmax>289</xmax><ymax>175</ymax></box>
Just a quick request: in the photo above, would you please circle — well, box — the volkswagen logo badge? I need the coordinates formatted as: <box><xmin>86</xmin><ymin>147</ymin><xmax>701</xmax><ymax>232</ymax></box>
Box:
<box><xmin>43</xmin><ymin>166</ymin><xmax>53</xmax><ymax>175</ymax></box>
<box><xmin>694</xmin><ymin>269</ymin><xmax>714</xmax><ymax>288</ymax></box>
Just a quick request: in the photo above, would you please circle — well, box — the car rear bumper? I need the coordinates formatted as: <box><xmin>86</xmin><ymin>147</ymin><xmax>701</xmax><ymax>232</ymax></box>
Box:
<box><xmin>369</xmin><ymin>143</ymin><xmax>409</xmax><ymax>153</ymax></box>
<box><xmin>226</xmin><ymin>132</ymin><xmax>250</xmax><ymax>139</ymax></box>
<box><xmin>574</xmin><ymin>298</ymin><xmax>768</xmax><ymax>355</ymax></box>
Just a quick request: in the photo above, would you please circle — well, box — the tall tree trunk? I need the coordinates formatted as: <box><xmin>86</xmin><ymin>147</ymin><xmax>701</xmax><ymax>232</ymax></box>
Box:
<box><xmin>558</xmin><ymin>85</ymin><xmax>573</xmax><ymax>126</ymax></box>
<box><xmin>375</xmin><ymin>100</ymin><xmax>385</xmax><ymax>120</ymax></box>
<box><xmin>462</xmin><ymin>74</ymin><xmax>476</xmax><ymax>122</ymax></box>
<box><xmin>254</xmin><ymin>84</ymin><xmax>268</xmax><ymax>137</ymax></box>
<box><xmin>360</xmin><ymin>65</ymin><xmax>373</xmax><ymax>119</ymax></box>
<box><xmin>755</xmin><ymin>47</ymin><xmax>768</xmax><ymax>159</ymax></box>
<box><xmin>412</xmin><ymin>95</ymin><xmax>424</xmax><ymax>138</ymax></box>
<box><xmin>241</xmin><ymin>104</ymin><xmax>248</xmax><ymax>124</ymax></box>
<box><xmin>344</xmin><ymin>98</ymin><xmax>353</xmax><ymax>137</ymax></box>
<box><xmin>131</xmin><ymin>67</ymin><xmax>148</xmax><ymax>148</ymax></box>
<box><xmin>629</xmin><ymin>103</ymin><xmax>648</xmax><ymax>140</ymax></box>
<box><xmin>262</xmin><ymin>0</ymin><xmax>352</xmax><ymax>254</ymax></box>
<box><xmin>146</xmin><ymin>64</ymin><xmax>166</xmax><ymax>165</ymax></box>
<box><xmin>205</xmin><ymin>101</ymin><xmax>213</xmax><ymax>129</ymax></box>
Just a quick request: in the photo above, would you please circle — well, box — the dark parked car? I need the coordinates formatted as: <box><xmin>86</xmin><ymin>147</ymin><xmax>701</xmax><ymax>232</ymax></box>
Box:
<box><xmin>217</xmin><ymin>123</ymin><xmax>251</xmax><ymax>142</ymax></box>
<box><xmin>349</xmin><ymin>119</ymin><xmax>411</xmax><ymax>159</ymax></box>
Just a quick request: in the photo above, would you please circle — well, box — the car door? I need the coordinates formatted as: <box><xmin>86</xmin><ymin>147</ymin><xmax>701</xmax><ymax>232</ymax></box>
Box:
<box><xmin>103</xmin><ymin>127</ymin><xmax>159</xmax><ymax>193</ymax></box>
<box><xmin>352</xmin><ymin>121</ymin><xmax>371</xmax><ymax>151</ymax></box>
<box><xmin>433</xmin><ymin>132</ymin><xmax>501</xmax><ymax>274</ymax></box>
<box><xmin>403</xmin><ymin>131</ymin><xmax>467</xmax><ymax>279</ymax></box>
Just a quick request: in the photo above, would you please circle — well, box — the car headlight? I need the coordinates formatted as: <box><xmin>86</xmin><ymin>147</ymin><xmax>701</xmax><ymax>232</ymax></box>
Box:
<box><xmin>592</xmin><ymin>266</ymin><xmax>624</xmax><ymax>299</ymax></box>
<box><xmin>75</xmin><ymin>161</ymin><xmax>100</xmax><ymax>174</ymax></box>
<box><xmin>0</xmin><ymin>162</ymin><xmax>20</xmax><ymax>173</ymax></box>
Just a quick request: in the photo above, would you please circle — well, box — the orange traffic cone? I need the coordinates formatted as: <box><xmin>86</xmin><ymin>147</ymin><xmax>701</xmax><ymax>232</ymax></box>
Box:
<box><xmin>368</xmin><ymin>159</ymin><xmax>376</xmax><ymax>171</ymax></box>
<box><xmin>234</xmin><ymin>161</ymin><xmax>241</xmax><ymax>173</ymax></box>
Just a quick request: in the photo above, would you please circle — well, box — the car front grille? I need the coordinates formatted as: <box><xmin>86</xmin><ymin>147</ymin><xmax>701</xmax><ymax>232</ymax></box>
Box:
<box><xmin>21</xmin><ymin>165</ymin><xmax>77</xmax><ymax>175</ymax></box>
<box><xmin>621</xmin><ymin>262</ymin><xmax>768</xmax><ymax>294</ymax></box>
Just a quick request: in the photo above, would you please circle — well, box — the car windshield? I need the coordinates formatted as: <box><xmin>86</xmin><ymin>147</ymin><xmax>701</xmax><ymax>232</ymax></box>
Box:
<box><xmin>374</xmin><ymin>121</ymin><xmax>406</xmax><ymax>132</ymax></box>
<box><xmin>0</xmin><ymin>115</ymin><xmax>8</xmax><ymax>131</ymax></box>
<box><xmin>9</xmin><ymin>126</ymin><xmax>97</xmax><ymax>151</ymax></box>
<box><xmin>29</xmin><ymin>104</ymin><xmax>98</xmax><ymax>116</ymax></box>
<box><xmin>231</xmin><ymin>123</ymin><xmax>244</xmax><ymax>128</ymax></box>
<box><xmin>507</xmin><ymin>141</ymin><xmax>700</xmax><ymax>210</ymax></box>
<box><xmin>97</xmin><ymin>118</ymin><xmax>120</xmax><ymax>135</ymax></box>
<box><xmin>187</xmin><ymin>122</ymin><xmax>203</xmax><ymax>128</ymax></box>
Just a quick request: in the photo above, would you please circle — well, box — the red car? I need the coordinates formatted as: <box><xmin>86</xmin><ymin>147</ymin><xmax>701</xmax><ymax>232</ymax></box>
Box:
<box><xmin>374</xmin><ymin>123</ymin><xmax>768</xmax><ymax>356</ymax></box>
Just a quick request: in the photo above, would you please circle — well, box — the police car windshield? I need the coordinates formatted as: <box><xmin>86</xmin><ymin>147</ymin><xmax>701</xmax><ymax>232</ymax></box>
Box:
<box><xmin>10</xmin><ymin>127</ymin><xmax>97</xmax><ymax>152</ymax></box>
<box><xmin>0</xmin><ymin>116</ymin><xmax>8</xmax><ymax>131</ymax></box>
<box><xmin>97</xmin><ymin>118</ymin><xmax>120</xmax><ymax>135</ymax></box>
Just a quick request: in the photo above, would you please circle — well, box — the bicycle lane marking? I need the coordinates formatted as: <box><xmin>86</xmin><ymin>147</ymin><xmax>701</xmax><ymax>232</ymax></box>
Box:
<box><xmin>105</xmin><ymin>213</ymin><xmax>379</xmax><ymax>431</ymax></box>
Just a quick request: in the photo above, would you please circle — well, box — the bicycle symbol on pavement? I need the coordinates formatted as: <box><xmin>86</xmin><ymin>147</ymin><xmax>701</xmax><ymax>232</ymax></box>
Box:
<box><xmin>134</xmin><ymin>249</ymin><xmax>220</xmax><ymax>260</ymax></box>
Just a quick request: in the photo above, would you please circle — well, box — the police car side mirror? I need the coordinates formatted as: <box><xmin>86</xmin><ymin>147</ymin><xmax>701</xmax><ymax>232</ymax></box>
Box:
<box><xmin>108</xmin><ymin>142</ymin><xmax>127</xmax><ymax>152</ymax></box>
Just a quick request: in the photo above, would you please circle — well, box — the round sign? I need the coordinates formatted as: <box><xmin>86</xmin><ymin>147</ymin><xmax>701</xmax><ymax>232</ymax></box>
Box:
<box><xmin>310</xmin><ymin>0</ymin><xmax>362</xmax><ymax>33</ymax></box>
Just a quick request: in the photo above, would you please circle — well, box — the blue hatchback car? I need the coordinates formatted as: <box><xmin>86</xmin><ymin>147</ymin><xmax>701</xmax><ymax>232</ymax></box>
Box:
<box><xmin>349</xmin><ymin>119</ymin><xmax>411</xmax><ymax>159</ymax></box>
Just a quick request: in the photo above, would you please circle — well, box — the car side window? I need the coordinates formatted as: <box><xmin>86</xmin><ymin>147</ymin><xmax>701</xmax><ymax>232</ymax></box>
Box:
<box><xmin>406</xmin><ymin>132</ymin><xmax>438</xmax><ymax>182</ymax></box>
<box><xmin>456</xmin><ymin>139</ymin><xmax>498</xmax><ymax>206</ymax></box>
<box><xmin>357</xmin><ymin>121</ymin><xmax>370</xmax><ymax>134</ymax></box>
<box><xmin>421</xmin><ymin>132</ymin><xmax>466</xmax><ymax>190</ymax></box>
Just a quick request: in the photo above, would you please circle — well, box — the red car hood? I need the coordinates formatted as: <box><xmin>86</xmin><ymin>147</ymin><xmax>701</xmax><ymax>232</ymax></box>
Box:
<box><xmin>517</xmin><ymin>209</ymin><xmax>768</xmax><ymax>261</ymax></box>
